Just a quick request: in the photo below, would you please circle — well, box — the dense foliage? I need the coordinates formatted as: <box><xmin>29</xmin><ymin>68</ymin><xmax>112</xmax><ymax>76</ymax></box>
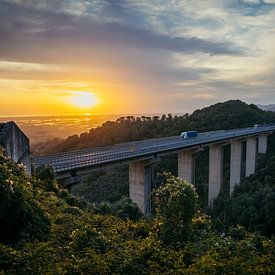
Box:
<box><xmin>0</xmin><ymin>149</ymin><xmax>50</xmax><ymax>245</ymax></box>
<box><xmin>212</xmin><ymin>154</ymin><xmax>275</xmax><ymax>236</ymax></box>
<box><xmin>153</xmin><ymin>173</ymin><xmax>198</xmax><ymax>245</ymax></box>
<box><xmin>71</xmin><ymin>166</ymin><xmax>129</xmax><ymax>203</ymax></box>
<box><xmin>0</xmin><ymin>153</ymin><xmax>275</xmax><ymax>273</ymax></box>
<box><xmin>98</xmin><ymin>196</ymin><xmax>143</xmax><ymax>221</ymax></box>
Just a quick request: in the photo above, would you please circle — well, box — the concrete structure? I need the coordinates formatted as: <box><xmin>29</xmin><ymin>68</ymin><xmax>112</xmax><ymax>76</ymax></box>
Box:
<box><xmin>178</xmin><ymin>149</ymin><xmax>195</xmax><ymax>184</ymax></box>
<box><xmin>258</xmin><ymin>135</ymin><xmax>267</xmax><ymax>154</ymax></box>
<box><xmin>208</xmin><ymin>144</ymin><xmax>224</xmax><ymax>206</ymax></box>
<box><xmin>245</xmin><ymin>137</ymin><xmax>257</xmax><ymax>177</ymax></box>
<box><xmin>129</xmin><ymin>159</ymin><xmax>155</xmax><ymax>214</ymax></box>
<box><xmin>32</xmin><ymin>125</ymin><xmax>275</xmax><ymax>213</ymax></box>
<box><xmin>229</xmin><ymin>140</ymin><xmax>242</xmax><ymax>194</ymax></box>
<box><xmin>0</xmin><ymin>121</ymin><xmax>31</xmax><ymax>175</ymax></box>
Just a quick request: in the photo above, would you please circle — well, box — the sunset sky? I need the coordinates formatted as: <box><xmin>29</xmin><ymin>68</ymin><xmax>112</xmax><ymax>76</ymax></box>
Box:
<box><xmin>0</xmin><ymin>0</ymin><xmax>275</xmax><ymax>116</ymax></box>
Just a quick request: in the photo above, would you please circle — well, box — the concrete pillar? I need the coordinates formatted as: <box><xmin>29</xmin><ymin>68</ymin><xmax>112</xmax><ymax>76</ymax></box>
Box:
<box><xmin>178</xmin><ymin>150</ymin><xmax>195</xmax><ymax>184</ymax></box>
<box><xmin>208</xmin><ymin>145</ymin><xmax>223</xmax><ymax>206</ymax></box>
<box><xmin>246</xmin><ymin>137</ymin><xmax>257</xmax><ymax>177</ymax></box>
<box><xmin>144</xmin><ymin>164</ymin><xmax>154</xmax><ymax>214</ymax></box>
<box><xmin>129</xmin><ymin>160</ymin><xmax>154</xmax><ymax>214</ymax></box>
<box><xmin>230</xmin><ymin>140</ymin><xmax>242</xmax><ymax>194</ymax></box>
<box><xmin>258</xmin><ymin>135</ymin><xmax>267</xmax><ymax>154</ymax></box>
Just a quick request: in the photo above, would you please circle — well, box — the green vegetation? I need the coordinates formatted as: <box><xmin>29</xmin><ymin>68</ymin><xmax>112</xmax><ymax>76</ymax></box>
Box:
<box><xmin>0</xmin><ymin>152</ymin><xmax>275</xmax><ymax>273</ymax></box>
<box><xmin>212</xmin><ymin>154</ymin><xmax>275</xmax><ymax>236</ymax></box>
<box><xmin>153</xmin><ymin>173</ymin><xmax>198</xmax><ymax>245</ymax></box>
<box><xmin>0</xmin><ymin>149</ymin><xmax>50</xmax><ymax>245</ymax></box>
<box><xmin>71</xmin><ymin>166</ymin><xmax>129</xmax><ymax>203</ymax></box>
<box><xmin>211</xmin><ymin>133</ymin><xmax>275</xmax><ymax>237</ymax></box>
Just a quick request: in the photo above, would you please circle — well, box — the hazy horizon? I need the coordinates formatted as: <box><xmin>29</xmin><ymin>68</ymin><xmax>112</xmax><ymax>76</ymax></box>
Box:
<box><xmin>0</xmin><ymin>112</ymin><xmax>186</xmax><ymax>119</ymax></box>
<box><xmin>0</xmin><ymin>112</ymin><xmax>187</xmax><ymax>145</ymax></box>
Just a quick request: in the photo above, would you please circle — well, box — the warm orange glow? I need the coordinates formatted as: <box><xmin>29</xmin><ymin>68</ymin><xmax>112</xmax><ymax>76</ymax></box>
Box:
<box><xmin>69</xmin><ymin>91</ymin><xmax>98</xmax><ymax>109</ymax></box>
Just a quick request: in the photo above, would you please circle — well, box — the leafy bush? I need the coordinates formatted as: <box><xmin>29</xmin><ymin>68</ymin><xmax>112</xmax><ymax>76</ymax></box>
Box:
<box><xmin>98</xmin><ymin>197</ymin><xmax>143</xmax><ymax>221</ymax></box>
<box><xmin>34</xmin><ymin>165</ymin><xmax>59</xmax><ymax>192</ymax></box>
<box><xmin>153</xmin><ymin>173</ymin><xmax>198</xmax><ymax>245</ymax></box>
<box><xmin>58</xmin><ymin>189</ymin><xmax>89</xmax><ymax>209</ymax></box>
<box><xmin>0</xmin><ymin>150</ymin><xmax>50</xmax><ymax>244</ymax></box>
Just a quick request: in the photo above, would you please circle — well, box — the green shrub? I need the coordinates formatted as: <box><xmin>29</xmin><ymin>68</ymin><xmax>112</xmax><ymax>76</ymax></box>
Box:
<box><xmin>0</xmin><ymin>150</ymin><xmax>50</xmax><ymax>244</ymax></box>
<box><xmin>153</xmin><ymin>173</ymin><xmax>198</xmax><ymax>245</ymax></box>
<box><xmin>98</xmin><ymin>197</ymin><xmax>143</xmax><ymax>221</ymax></box>
<box><xmin>34</xmin><ymin>165</ymin><xmax>59</xmax><ymax>193</ymax></box>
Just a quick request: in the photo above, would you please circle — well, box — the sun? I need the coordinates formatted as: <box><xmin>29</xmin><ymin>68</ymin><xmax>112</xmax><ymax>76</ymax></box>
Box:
<box><xmin>69</xmin><ymin>91</ymin><xmax>98</xmax><ymax>109</ymax></box>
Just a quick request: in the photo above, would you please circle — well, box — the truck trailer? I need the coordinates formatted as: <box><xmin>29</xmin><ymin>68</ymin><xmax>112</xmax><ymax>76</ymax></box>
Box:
<box><xmin>180</xmin><ymin>131</ymin><xmax>198</xmax><ymax>139</ymax></box>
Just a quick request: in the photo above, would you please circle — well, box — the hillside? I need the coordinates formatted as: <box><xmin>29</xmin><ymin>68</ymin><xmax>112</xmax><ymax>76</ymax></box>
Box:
<box><xmin>0</xmin><ymin>150</ymin><xmax>274</xmax><ymax>273</ymax></box>
<box><xmin>32</xmin><ymin>100</ymin><xmax>275</xmax><ymax>156</ymax></box>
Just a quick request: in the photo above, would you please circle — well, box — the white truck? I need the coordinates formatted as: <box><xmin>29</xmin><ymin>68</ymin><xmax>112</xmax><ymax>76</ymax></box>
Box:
<box><xmin>181</xmin><ymin>131</ymin><xmax>198</xmax><ymax>139</ymax></box>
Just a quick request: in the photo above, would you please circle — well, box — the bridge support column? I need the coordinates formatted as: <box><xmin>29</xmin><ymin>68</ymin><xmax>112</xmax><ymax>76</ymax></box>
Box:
<box><xmin>246</xmin><ymin>137</ymin><xmax>257</xmax><ymax>177</ymax></box>
<box><xmin>208</xmin><ymin>145</ymin><xmax>223</xmax><ymax>206</ymax></box>
<box><xmin>258</xmin><ymin>135</ymin><xmax>267</xmax><ymax>154</ymax></box>
<box><xmin>230</xmin><ymin>140</ymin><xmax>242</xmax><ymax>194</ymax></box>
<box><xmin>129</xmin><ymin>160</ymin><xmax>154</xmax><ymax>214</ymax></box>
<box><xmin>178</xmin><ymin>150</ymin><xmax>195</xmax><ymax>184</ymax></box>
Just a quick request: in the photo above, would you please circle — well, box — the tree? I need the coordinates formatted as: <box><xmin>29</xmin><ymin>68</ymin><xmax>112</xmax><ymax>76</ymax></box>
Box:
<box><xmin>0</xmin><ymin>150</ymin><xmax>50</xmax><ymax>244</ymax></box>
<box><xmin>153</xmin><ymin>173</ymin><xmax>198</xmax><ymax>245</ymax></box>
<box><xmin>34</xmin><ymin>165</ymin><xmax>58</xmax><ymax>192</ymax></box>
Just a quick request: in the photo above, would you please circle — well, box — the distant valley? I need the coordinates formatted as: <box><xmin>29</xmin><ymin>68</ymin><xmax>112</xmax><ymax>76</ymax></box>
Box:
<box><xmin>258</xmin><ymin>104</ymin><xmax>275</xmax><ymax>112</ymax></box>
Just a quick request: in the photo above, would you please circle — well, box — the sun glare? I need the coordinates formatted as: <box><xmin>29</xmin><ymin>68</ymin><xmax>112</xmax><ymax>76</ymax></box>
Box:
<box><xmin>69</xmin><ymin>91</ymin><xmax>98</xmax><ymax>109</ymax></box>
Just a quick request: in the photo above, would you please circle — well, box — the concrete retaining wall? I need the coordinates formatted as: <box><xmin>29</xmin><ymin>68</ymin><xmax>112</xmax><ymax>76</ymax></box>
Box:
<box><xmin>0</xmin><ymin>121</ymin><xmax>31</xmax><ymax>175</ymax></box>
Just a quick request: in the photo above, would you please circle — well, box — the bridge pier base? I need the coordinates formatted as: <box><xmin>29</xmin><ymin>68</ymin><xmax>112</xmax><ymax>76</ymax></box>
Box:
<box><xmin>208</xmin><ymin>145</ymin><xmax>223</xmax><ymax>206</ymax></box>
<box><xmin>129</xmin><ymin>159</ymin><xmax>155</xmax><ymax>214</ymax></box>
<box><xmin>246</xmin><ymin>137</ymin><xmax>257</xmax><ymax>177</ymax></box>
<box><xmin>230</xmin><ymin>140</ymin><xmax>242</xmax><ymax>194</ymax></box>
<box><xmin>258</xmin><ymin>135</ymin><xmax>267</xmax><ymax>154</ymax></box>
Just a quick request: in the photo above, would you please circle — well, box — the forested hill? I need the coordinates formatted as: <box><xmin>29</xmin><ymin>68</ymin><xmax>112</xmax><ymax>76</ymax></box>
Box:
<box><xmin>33</xmin><ymin>100</ymin><xmax>275</xmax><ymax>155</ymax></box>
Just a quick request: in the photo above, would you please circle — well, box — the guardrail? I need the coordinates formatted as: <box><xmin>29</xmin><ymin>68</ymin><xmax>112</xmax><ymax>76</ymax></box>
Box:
<box><xmin>32</xmin><ymin>125</ymin><xmax>275</xmax><ymax>173</ymax></box>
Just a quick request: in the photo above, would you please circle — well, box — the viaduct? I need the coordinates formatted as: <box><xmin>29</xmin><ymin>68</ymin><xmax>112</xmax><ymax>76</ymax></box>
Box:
<box><xmin>32</xmin><ymin>125</ymin><xmax>275</xmax><ymax>214</ymax></box>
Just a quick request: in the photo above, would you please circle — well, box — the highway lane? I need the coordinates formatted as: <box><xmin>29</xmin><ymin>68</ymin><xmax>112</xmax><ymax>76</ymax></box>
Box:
<box><xmin>32</xmin><ymin>131</ymin><xmax>220</xmax><ymax>168</ymax></box>
<box><xmin>32</xmin><ymin>125</ymin><xmax>275</xmax><ymax>173</ymax></box>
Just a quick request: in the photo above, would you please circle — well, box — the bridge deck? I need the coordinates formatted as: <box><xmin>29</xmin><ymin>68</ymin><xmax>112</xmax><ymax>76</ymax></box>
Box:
<box><xmin>32</xmin><ymin>125</ymin><xmax>275</xmax><ymax>173</ymax></box>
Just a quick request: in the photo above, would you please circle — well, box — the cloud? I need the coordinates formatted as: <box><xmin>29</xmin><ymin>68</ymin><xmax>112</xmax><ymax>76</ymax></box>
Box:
<box><xmin>242</xmin><ymin>0</ymin><xmax>264</xmax><ymax>3</ymax></box>
<box><xmin>0</xmin><ymin>1</ymin><xmax>238</xmax><ymax>62</ymax></box>
<box><xmin>0</xmin><ymin>0</ymin><xmax>275</xmax><ymax>114</ymax></box>
<box><xmin>193</xmin><ymin>93</ymin><xmax>217</xmax><ymax>100</ymax></box>
<box><xmin>0</xmin><ymin>61</ymin><xmax>68</xmax><ymax>72</ymax></box>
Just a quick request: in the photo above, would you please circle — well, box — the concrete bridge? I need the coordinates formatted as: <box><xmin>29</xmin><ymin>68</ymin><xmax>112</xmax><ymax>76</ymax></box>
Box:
<box><xmin>32</xmin><ymin>125</ymin><xmax>275</xmax><ymax>214</ymax></box>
